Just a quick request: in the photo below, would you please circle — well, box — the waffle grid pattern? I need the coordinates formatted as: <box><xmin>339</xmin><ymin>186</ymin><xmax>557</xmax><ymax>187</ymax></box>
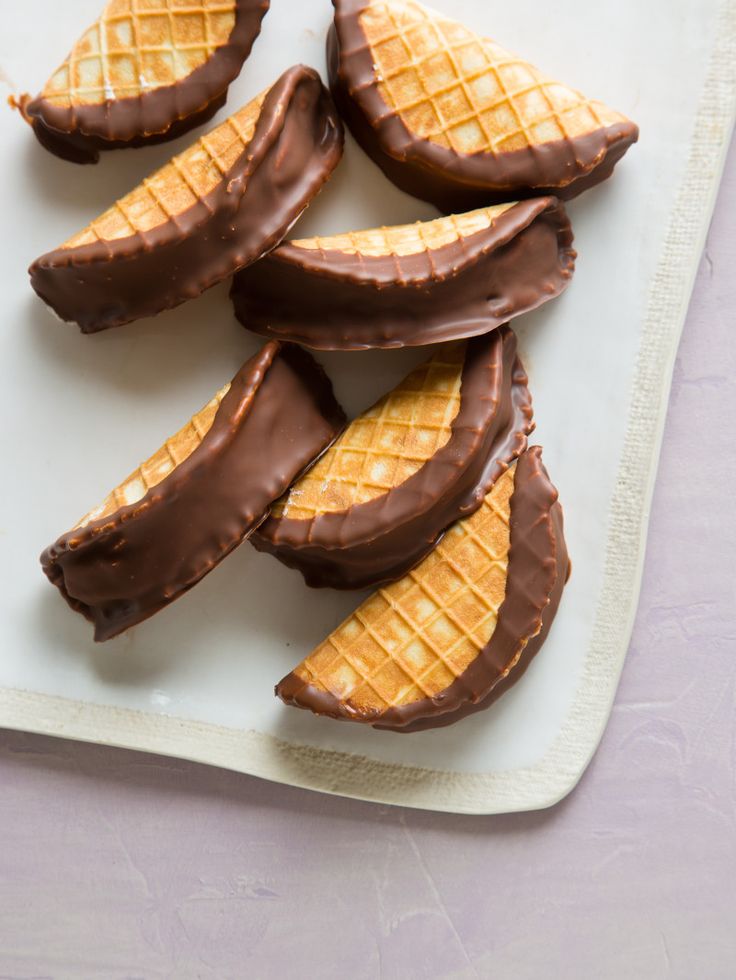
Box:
<box><xmin>361</xmin><ymin>0</ymin><xmax>623</xmax><ymax>155</ymax></box>
<box><xmin>64</xmin><ymin>90</ymin><xmax>265</xmax><ymax>248</ymax></box>
<box><xmin>292</xmin><ymin>203</ymin><xmax>515</xmax><ymax>258</ymax></box>
<box><xmin>273</xmin><ymin>345</ymin><xmax>465</xmax><ymax>520</ymax></box>
<box><xmin>44</xmin><ymin>0</ymin><xmax>237</xmax><ymax>108</ymax></box>
<box><xmin>77</xmin><ymin>383</ymin><xmax>230</xmax><ymax>528</ymax></box>
<box><xmin>295</xmin><ymin>463</ymin><xmax>517</xmax><ymax>712</ymax></box>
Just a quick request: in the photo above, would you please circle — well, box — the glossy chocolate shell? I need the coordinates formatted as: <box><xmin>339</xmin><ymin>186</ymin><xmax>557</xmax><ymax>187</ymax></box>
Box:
<box><xmin>19</xmin><ymin>0</ymin><xmax>270</xmax><ymax>164</ymax></box>
<box><xmin>253</xmin><ymin>327</ymin><xmax>533</xmax><ymax>589</ymax></box>
<box><xmin>329</xmin><ymin>0</ymin><xmax>638</xmax><ymax>211</ymax></box>
<box><xmin>232</xmin><ymin>197</ymin><xmax>574</xmax><ymax>349</ymax></box>
<box><xmin>41</xmin><ymin>342</ymin><xmax>346</xmax><ymax>641</ymax></box>
<box><xmin>277</xmin><ymin>446</ymin><xmax>568</xmax><ymax>731</ymax></box>
<box><xmin>29</xmin><ymin>65</ymin><xmax>344</xmax><ymax>332</ymax></box>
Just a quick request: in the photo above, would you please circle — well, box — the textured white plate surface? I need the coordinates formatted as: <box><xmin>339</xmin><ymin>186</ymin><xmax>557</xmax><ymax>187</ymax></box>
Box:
<box><xmin>0</xmin><ymin>0</ymin><xmax>734</xmax><ymax>814</ymax></box>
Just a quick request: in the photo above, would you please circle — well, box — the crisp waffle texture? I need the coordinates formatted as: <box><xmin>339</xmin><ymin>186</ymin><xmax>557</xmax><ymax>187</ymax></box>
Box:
<box><xmin>42</xmin><ymin>0</ymin><xmax>237</xmax><ymax>109</ymax></box>
<box><xmin>360</xmin><ymin>0</ymin><xmax>628</xmax><ymax>155</ymax></box>
<box><xmin>63</xmin><ymin>88</ymin><xmax>265</xmax><ymax>247</ymax></box>
<box><xmin>291</xmin><ymin>203</ymin><xmax>515</xmax><ymax>257</ymax></box>
<box><xmin>290</xmin><ymin>461</ymin><xmax>517</xmax><ymax>712</ymax></box>
<box><xmin>271</xmin><ymin>344</ymin><xmax>465</xmax><ymax>520</ymax></box>
<box><xmin>77</xmin><ymin>383</ymin><xmax>230</xmax><ymax>528</ymax></box>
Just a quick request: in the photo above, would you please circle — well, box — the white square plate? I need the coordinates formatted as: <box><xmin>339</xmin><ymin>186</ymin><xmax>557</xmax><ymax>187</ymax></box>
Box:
<box><xmin>1</xmin><ymin>0</ymin><xmax>734</xmax><ymax>814</ymax></box>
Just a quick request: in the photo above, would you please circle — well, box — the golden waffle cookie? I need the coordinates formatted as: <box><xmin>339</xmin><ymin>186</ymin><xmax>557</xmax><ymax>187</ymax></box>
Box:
<box><xmin>277</xmin><ymin>447</ymin><xmax>568</xmax><ymax>730</ymax></box>
<box><xmin>29</xmin><ymin>65</ymin><xmax>345</xmax><ymax>332</ymax></box>
<box><xmin>19</xmin><ymin>0</ymin><xmax>270</xmax><ymax>163</ymax></box>
<box><xmin>253</xmin><ymin>328</ymin><xmax>533</xmax><ymax>591</ymax></box>
<box><xmin>330</xmin><ymin>0</ymin><xmax>639</xmax><ymax>208</ymax></box>
<box><xmin>232</xmin><ymin>196</ymin><xmax>575</xmax><ymax>349</ymax></box>
<box><xmin>272</xmin><ymin>344</ymin><xmax>464</xmax><ymax>520</ymax></box>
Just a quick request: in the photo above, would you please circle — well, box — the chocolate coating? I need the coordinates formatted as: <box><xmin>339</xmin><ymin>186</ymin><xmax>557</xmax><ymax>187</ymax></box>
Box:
<box><xmin>329</xmin><ymin>0</ymin><xmax>639</xmax><ymax>211</ymax></box>
<box><xmin>41</xmin><ymin>342</ymin><xmax>346</xmax><ymax>642</ymax></box>
<box><xmin>19</xmin><ymin>0</ymin><xmax>270</xmax><ymax>164</ymax></box>
<box><xmin>253</xmin><ymin>327</ymin><xmax>533</xmax><ymax>589</ymax></box>
<box><xmin>29</xmin><ymin>65</ymin><xmax>344</xmax><ymax>333</ymax></box>
<box><xmin>232</xmin><ymin>197</ymin><xmax>575</xmax><ymax>350</ymax></box>
<box><xmin>276</xmin><ymin>446</ymin><xmax>569</xmax><ymax>731</ymax></box>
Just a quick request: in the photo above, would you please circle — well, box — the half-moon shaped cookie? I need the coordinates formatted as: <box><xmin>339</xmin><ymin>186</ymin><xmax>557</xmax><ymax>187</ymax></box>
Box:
<box><xmin>232</xmin><ymin>198</ymin><xmax>574</xmax><ymax>349</ymax></box>
<box><xmin>29</xmin><ymin>65</ymin><xmax>344</xmax><ymax>333</ymax></box>
<box><xmin>276</xmin><ymin>446</ymin><xmax>568</xmax><ymax>732</ymax></box>
<box><xmin>18</xmin><ymin>0</ymin><xmax>270</xmax><ymax>164</ymax></box>
<box><xmin>253</xmin><ymin>327</ymin><xmax>533</xmax><ymax>589</ymax></box>
<box><xmin>329</xmin><ymin>0</ymin><xmax>639</xmax><ymax>211</ymax></box>
<box><xmin>41</xmin><ymin>342</ymin><xmax>346</xmax><ymax>642</ymax></box>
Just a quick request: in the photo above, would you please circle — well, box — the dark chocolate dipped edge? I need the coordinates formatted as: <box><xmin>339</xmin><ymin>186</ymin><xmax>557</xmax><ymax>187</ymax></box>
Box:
<box><xmin>28</xmin><ymin>64</ymin><xmax>344</xmax><ymax>333</ymax></box>
<box><xmin>253</xmin><ymin>327</ymin><xmax>533</xmax><ymax>589</ymax></box>
<box><xmin>328</xmin><ymin>0</ymin><xmax>639</xmax><ymax>210</ymax></box>
<box><xmin>232</xmin><ymin>197</ymin><xmax>575</xmax><ymax>349</ymax></box>
<box><xmin>18</xmin><ymin>0</ymin><xmax>270</xmax><ymax>164</ymax></box>
<box><xmin>40</xmin><ymin>342</ymin><xmax>346</xmax><ymax>642</ymax></box>
<box><xmin>276</xmin><ymin>446</ymin><xmax>568</xmax><ymax>731</ymax></box>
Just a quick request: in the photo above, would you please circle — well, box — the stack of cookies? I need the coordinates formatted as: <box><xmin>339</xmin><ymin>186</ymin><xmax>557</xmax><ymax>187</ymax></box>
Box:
<box><xmin>23</xmin><ymin>0</ymin><xmax>638</xmax><ymax>733</ymax></box>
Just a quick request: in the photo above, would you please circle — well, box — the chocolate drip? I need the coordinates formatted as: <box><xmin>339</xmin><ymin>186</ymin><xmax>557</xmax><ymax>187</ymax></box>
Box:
<box><xmin>19</xmin><ymin>0</ymin><xmax>271</xmax><ymax>164</ymax></box>
<box><xmin>232</xmin><ymin>197</ymin><xmax>575</xmax><ymax>349</ymax></box>
<box><xmin>276</xmin><ymin>446</ymin><xmax>569</xmax><ymax>732</ymax></box>
<box><xmin>41</xmin><ymin>342</ymin><xmax>346</xmax><ymax>642</ymax></box>
<box><xmin>329</xmin><ymin>0</ymin><xmax>639</xmax><ymax>211</ymax></box>
<box><xmin>253</xmin><ymin>327</ymin><xmax>533</xmax><ymax>589</ymax></box>
<box><xmin>29</xmin><ymin>65</ymin><xmax>344</xmax><ymax>333</ymax></box>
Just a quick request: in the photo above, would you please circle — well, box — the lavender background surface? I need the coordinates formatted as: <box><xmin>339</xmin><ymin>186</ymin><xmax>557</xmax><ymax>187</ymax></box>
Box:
<box><xmin>0</xmin><ymin>134</ymin><xmax>734</xmax><ymax>980</ymax></box>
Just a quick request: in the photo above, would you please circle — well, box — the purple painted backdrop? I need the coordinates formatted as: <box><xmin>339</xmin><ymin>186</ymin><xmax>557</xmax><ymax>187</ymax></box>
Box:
<box><xmin>0</xmin><ymin>136</ymin><xmax>734</xmax><ymax>980</ymax></box>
